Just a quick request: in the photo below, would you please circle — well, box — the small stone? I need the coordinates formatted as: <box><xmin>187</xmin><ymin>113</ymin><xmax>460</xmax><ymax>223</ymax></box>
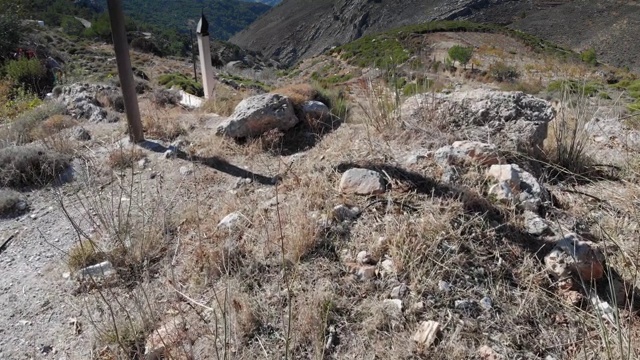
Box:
<box><xmin>332</xmin><ymin>205</ymin><xmax>361</xmax><ymax>222</ymax></box>
<box><xmin>544</xmin><ymin>233</ymin><xmax>605</xmax><ymax>281</ymax></box>
<box><xmin>380</xmin><ymin>258</ymin><xmax>396</xmax><ymax>277</ymax></box>
<box><xmin>383</xmin><ymin>299</ymin><xmax>403</xmax><ymax>315</ymax></box>
<box><xmin>217</xmin><ymin>212</ymin><xmax>250</xmax><ymax>232</ymax></box>
<box><xmin>487</xmin><ymin>164</ymin><xmax>521</xmax><ymax>190</ymax></box>
<box><xmin>523</xmin><ymin>211</ymin><xmax>549</xmax><ymax>235</ymax></box>
<box><xmin>339</xmin><ymin>168</ymin><xmax>386</xmax><ymax>195</ymax></box>
<box><xmin>15</xmin><ymin>201</ymin><xmax>27</xmax><ymax>211</ymax></box>
<box><xmin>411</xmin><ymin>301</ymin><xmax>425</xmax><ymax>314</ymax></box>
<box><xmin>455</xmin><ymin>299</ymin><xmax>474</xmax><ymax>310</ymax></box>
<box><xmin>435</xmin><ymin>141</ymin><xmax>502</xmax><ymax>167</ymax></box>
<box><xmin>301</xmin><ymin>100</ymin><xmax>331</xmax><ymax>120</ymax></box>
<box><xmin>412</xmin><ymin>320</ymin><xmax>441</xmax><ymax>348</ymax></box>
<box><xmin>478</xmin><ymin>345</ymin><xmax>500</xmax><ymax>360</ymax></box>
<box><xmin>71</xmin><ymin>127</ymin><xmax>91</xmax><ymax>141</ymax></box>
<box><xmin>137</xmin><ymin>158</ymin><xmax>150</xmax><ymax>169</ymax></box>
<box><xmin>356</xmin><ymin>251</ymin><xmax>373</xmax><ymax>265</ymax></box>
<box><xmin>356</xmin><ymin>265</ymin><xmax>377</xmax><ymax>280</ymax></box>
<box><xmin>62</xmin><ymin>272</ymin><xmax>71</xmax><ymax>279</ymax></box>
<box><xmin>438</xmin><ymin>280</ymin><xmax>452</xmax><ymax>292</ymax></box>
<box><xmin>390</xmin><ymin>283</ymin><xmax>408</xmax><ymax>299</ymax></box>
<box><xmin>179</xmin><ymin>165</ymin><xmax>193</xmax><ymax>176</ymax></box>
<box><xmin>479</xmin><ymin>296</ymin><xmax>492</xmax><ymax>310</ymax></box>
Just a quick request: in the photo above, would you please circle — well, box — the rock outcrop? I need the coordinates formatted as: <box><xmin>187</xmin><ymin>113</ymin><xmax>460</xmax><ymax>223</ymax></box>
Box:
<box><xmin>402</xmin><ymin>89</ymin><xmax>556</xmax><ymax>153</ymax></box>
<box><xmin>54</xmin><ymin>83</ymin><xmax>119</xmax><ymax>123</ymax></box>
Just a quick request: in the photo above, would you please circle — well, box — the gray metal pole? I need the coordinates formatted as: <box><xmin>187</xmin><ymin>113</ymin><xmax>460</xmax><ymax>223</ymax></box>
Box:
<box><xmin>106</xmin><ymin>0</ymin><xmax>144</xmax><ymax>143</ymax></box>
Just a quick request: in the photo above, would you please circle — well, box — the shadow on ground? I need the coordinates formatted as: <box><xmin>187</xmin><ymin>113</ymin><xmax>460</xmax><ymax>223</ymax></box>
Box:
<box><xmin>138</xmin><ymin>140</ymin><xmax>281</xmax><ymax>185</ymax></box>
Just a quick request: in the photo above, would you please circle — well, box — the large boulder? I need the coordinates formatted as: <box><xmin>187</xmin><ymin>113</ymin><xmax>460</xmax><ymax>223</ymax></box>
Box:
<box><xmin>216</xmin><ymin>94</ymin><xmax>298</xmax><ymax>138</ymax></box>
<box><xmin>401</xmin><ymin>89</ymin><xmax>555</xmax><ymax>153</ymax></box>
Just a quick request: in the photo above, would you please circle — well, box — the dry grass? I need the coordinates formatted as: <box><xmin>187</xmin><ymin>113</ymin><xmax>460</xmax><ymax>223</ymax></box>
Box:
<box><xmin>142</xmin><ymin>113</ymin><xmax>186</xmax><ymax>141</ymax></box>
<box><xmin>106</xmin><ymin>147</ymin><xmax>145</xmax><ymax>170</ymax></box>
<box><xmin>67</xmin><ymin>240</ymin><xmax>105</xmax><ymax>271</ymax></box>
<box><xmin>543</xmin><ymin>87</ymin><xmax>595</xmax><ymax>180</ymax></box>
<box><xmin>200</xmin><ymin>86</ymin><xmax>246</xmax><ymax>116</ymax></box>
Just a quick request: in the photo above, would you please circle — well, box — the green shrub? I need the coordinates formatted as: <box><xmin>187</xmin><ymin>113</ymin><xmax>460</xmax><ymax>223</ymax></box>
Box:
<box><xmin>158</xmin><ymin>73</ymin><xmax>203</xmax><ymax>97</ymax></box>
<box><xmin>335</xmin><ymin>35</ymin><xmax>409</xmax><ymax>68</ymax></box>
<box><xmin>580</xmin><ymin>48</ymin><xmax>597</xmax><ymax>66</ymax></box>
<box><xmin>0</xmin><ymin>7</ymin><xmax>23</xmax><ymax>59</ymax></box>
<box><xmin>312</xmin><ymin>83</ymin><xmax>348</xmax><ymax>121</ymax></box>
<box><xmin>130</xmin><ymin>37</ymin><xmax>162</xmax><ymax>56</ymax></box>
<box><xmin>4</xmin><ymin>58</ymin><xmax>47</xmax><ymax>92</ymax></box>
<box><xmin>0</xmin><ymin>145</ymin><xmax>70</xmax><ymax>188</ymax></box>
<box><xmin>402</xmin><ymin>78</ymin><xmax>435</xmax><ymax>96</ymax></box>
<box><xmin>489</xmin><ymin>62</ymin><xmax>519</xmax><ymax>82</ymax></box>
<box><xmin>547</xmin><ymin>79</ymin><xmax>601</xmax><ymax>97</ymax></box>
<box><xmin>61</xmin><ymin>15</ymin><xmax>85</xmax><ymax>36</ymax></box>
<box><xmin>448</xmin><ymin>45</ymin><xmax>473</xmax><ymax>68</ymax></box>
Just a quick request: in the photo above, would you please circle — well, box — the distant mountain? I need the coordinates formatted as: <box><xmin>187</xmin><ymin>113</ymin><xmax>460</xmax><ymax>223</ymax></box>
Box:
<box><xmin>111</xmin><ymin>0</ymin><xmax>271</xmax><ymax>40</ymax></box>
<box><xmin>243</xmin><ymin>0</ymin><xmax>282</xmax><ymax>6</ymax></box>
<box><xmin>231</xmin><ymin>0</ymin><xmax>640</xmax><ymax>71</ymax></box>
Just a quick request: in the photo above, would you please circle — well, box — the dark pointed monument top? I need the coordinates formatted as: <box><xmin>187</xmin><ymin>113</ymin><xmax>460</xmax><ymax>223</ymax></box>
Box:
<box><xmin>196</xmin><ymin>12</ymin><xmax>209</xmax><ymax>37</ymax></box>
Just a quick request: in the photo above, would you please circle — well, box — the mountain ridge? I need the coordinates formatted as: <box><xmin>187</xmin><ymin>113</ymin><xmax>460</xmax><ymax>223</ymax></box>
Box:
<box><xmin>230</xmin><ymin>0</ymin><xmax>640</xmax><ymax>71</ymax></box>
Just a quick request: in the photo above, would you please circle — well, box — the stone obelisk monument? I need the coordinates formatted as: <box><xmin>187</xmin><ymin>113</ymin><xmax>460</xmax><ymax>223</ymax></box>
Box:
<box><xmin>196</xmin><ymin>12</ymin><xmax>214</xmax><ymax>99</ymax></box>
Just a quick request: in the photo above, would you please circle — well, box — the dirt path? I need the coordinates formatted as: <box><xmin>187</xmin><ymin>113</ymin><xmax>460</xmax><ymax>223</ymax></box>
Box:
<box><xmin>0</xmin><ymin>189</ymin><xmax>95</xmax><ymax>359</ymax></box>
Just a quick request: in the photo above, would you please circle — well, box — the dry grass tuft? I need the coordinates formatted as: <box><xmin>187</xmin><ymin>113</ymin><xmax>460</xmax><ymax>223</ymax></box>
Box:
<box><xmin>67</xmin><ymin>240</ymin><xmax>106</xmax><ymax>271</ymax></box>
<box><xmin>200</xmin><ymin>86</ymin><xmax>246</xmax><ymax>116</ymax></box>
<box><xmin>271</xmin><ymin>83</ymin><xmax>320</xmax><ymax>108</ymax></box>
<box><xmin>107</xmin><ymin>147</ymin><xmax>145</xmax><ymax>170</ymax></box>
<box><xmin>142</xmin><ymin>114</ymin><xmax>186</xmax><ymax>141</ymax></box>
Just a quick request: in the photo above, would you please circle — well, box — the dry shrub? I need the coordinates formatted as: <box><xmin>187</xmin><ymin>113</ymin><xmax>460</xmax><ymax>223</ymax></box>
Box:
<box><xmin>190</xmin><ymin>234</ymin><xmax>247</xmax><ymax>283</ymax></box>
<box><xmin>0</xmin><ymin>145</ymin><xmax>70</xmax><ymax>188</ymax></box>
<box><xmin>151</xmin><ymin>88</ymin><xmax>181</xmax><ymax>107</ymax></box>
<box><xmin>142</xmin><ymin>114</ymin><xmax>186</xmax><ymax>141</ymax></box>
<box><xmin>96</xmin><ymin>89</ymin><xmax>125</xmax><ymax>112</ymax></box>
<box><xmin>271</xmin><ymin>83</ymin><xmax>320</xmax><ymax>108</ymax></box>
<box><xmin>200</xmin><ymin>86</ymin><xmax>245</xmax><ymax>116</ymax></box>
<box><xmin>231</xmin><ymin>295</ymin><xmax>262</xmax><ymax>341</ymax></box>
<box><xmin>29</xmin><ymin>114</ymin><xmax>77</xmax><ymax>140</ymax></box>
<box><xmin>0</xmin><ymin>189</ymin><xmax>26</xmax><ymax>218</ymax></box>
<box><xmin>291</xmin><ymin>291</ymin><xmax>336</xmax><ymax>357</ymax></box>
<box><xmin>0</xmin><ymin>101</ymin><xmax>67</xmax><ymax>146</ymax></box>
<box><xmin>107</xmin><ymin>147</ymin><xmax>145</xmax><ymax>170</ymax></box>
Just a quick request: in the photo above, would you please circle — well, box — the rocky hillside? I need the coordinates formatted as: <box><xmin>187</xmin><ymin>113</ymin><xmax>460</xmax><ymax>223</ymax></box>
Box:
<box><xmin>2</xmin><ymin>15</ymin><xmax>640</xmax><ymax>360</ymax></box>
<box><xmin>509</xmin><ymin>0</ymin><xmax>640</xmax><ymax>72</ymax></box>
<box><xmin>231</xmin><ymin>0</ymin><xmax>640</xmax><ymax>70</ymax></box>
